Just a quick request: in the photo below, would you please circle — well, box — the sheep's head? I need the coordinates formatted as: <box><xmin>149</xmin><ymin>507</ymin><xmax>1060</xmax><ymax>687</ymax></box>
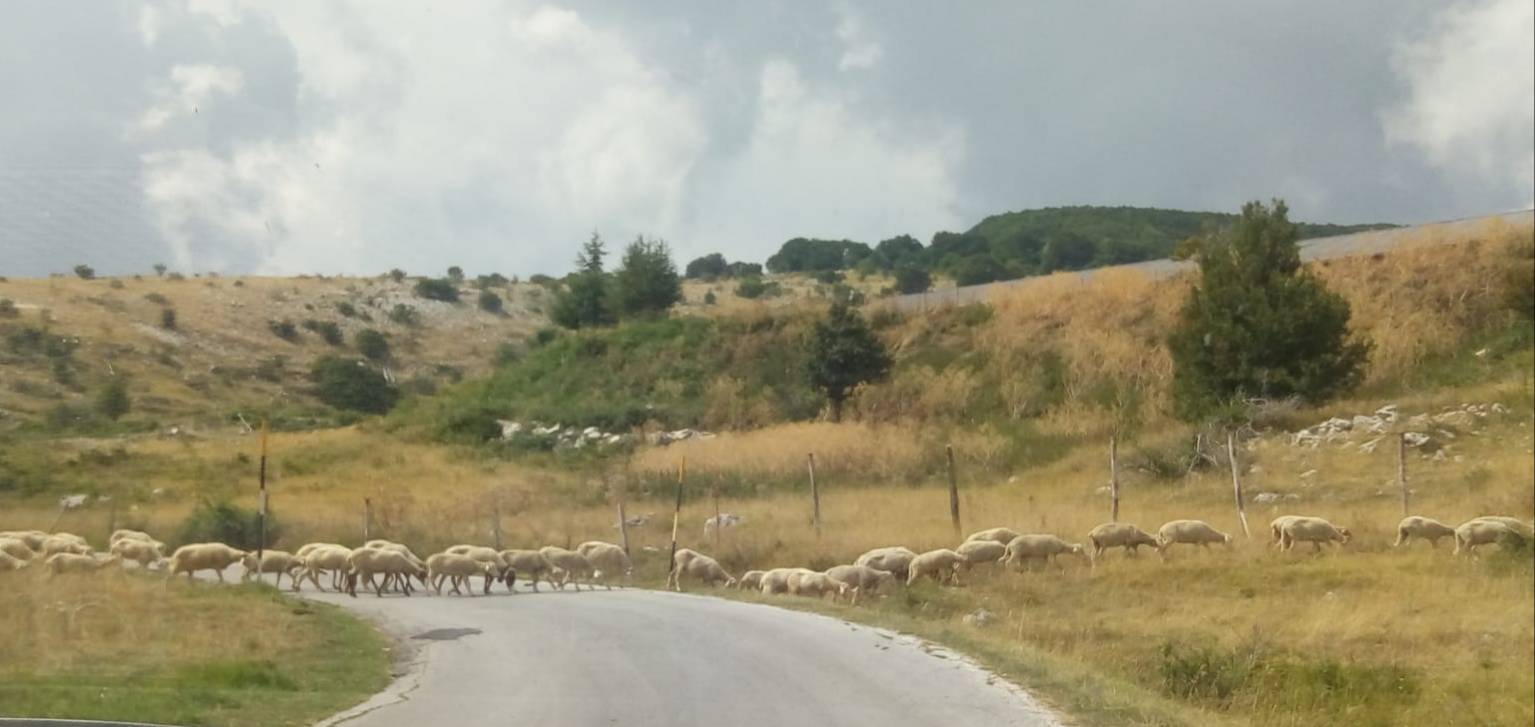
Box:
<box><xmin>1067</xmin><ymin>543</ymin><xmax>1085</xmax><ymax>556</ymax></box>
<box><xmin>1337</xmin><ymin>528</ymin><xmax>1353</xmax><ymax>543</ymax></box>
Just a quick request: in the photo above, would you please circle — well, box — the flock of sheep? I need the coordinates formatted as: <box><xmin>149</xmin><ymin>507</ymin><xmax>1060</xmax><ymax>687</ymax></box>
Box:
<box><xmin>3</xmin><ymin>512</ymin><xmax>1528</xmax><ymax>604</ymax></box>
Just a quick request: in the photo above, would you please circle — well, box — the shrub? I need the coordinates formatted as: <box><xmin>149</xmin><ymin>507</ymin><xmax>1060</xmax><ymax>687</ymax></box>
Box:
<box><xmin>494</xmin><ymin>340</ymin><xmax>522</xmax><ymax>366</ymax></box>
<box><xmin>529</xmin><ymin>274</ymin><xmax>556</xmax><ymax>288</ymax></box>
<box><xmin>806</xmin><ymin>301</ymin><xmax>892</xmax><ymax>422</ymax></box>
<box><xmin>310</xmin><ymin>356</ymin><xmax>398</xmax><ymax>414</ymax></box>
<box><xmin>613</xmin><ymin>237</ymin><xmax>682</xmax><ymax>318</ymax></box>
<box><xmin>477</xmin><ymin>290</ymin><xmax>504</xmax><ymax>314</ymax></box>
<box><xmin>268</xmin><ymin>319</ymin><xmax>300</xmax><ymax>342</ymax></box>
<box><xmin>446</xmin><ymin>265</ymin><xmax>464</xmax><ymax>282</ymax></box>
<box><xmin>159</xmin><ymin>308</ymin><xmax>177</xmax><ymax>330</ymax></box>
<box><xmin>73</xmin><ymin>264</ymin><xmax>95</xmax><ymax>280</ymax></box>
<box><xmin>167</xmin><ymin>272</ymin><xmax>185</xmax><ymax>281</ymax></box>
<box><xmin>387</xmin><ymin>304</ymin><xmax>419</xmax><ymax>326</ymax></box>
<box><xmin>414</xmin><ymin>278</ymin><xmax>460</xmax><ymax>302</ymax></box>
<box><xmin>152</xmin><ymin>263</ymin><xmax>167</xmax><ymax>277</ymax></box>
<box><xmin>735</xmin><ymin>276</ymin><xmax>781</xmax><ymax>300</ymax></box>
<box><xmin>253</xmin><ymin>355</ymin><xmax>287</xmax><ymax>382</ymax></box>
<box><xmin>703</xmin><ymin>290</ymin><xmax>717</xmax><ymax>305</ymax></box>
<box><xmin>532</xmin><ymin>327</ymin><xmax>560</xmax><ymax>347</ymax></box>
<box><xmin>302</xmin><ymin>319</ymin><xmax>344</xmax><ymax>346</ymax></box>
<box><xmin>388</xmin><ymin>268</ymin><xmax>406</xmax><ymax>283</ymax></box>
<box><xmin>109</xmin><ymin>279</ymin><xmax>125</xmax><ymax>289</ymax></box>
<box><xmin>175</xmin><ymin>500</ymin><xmax>278</xmax><ymax>550</ymax></box>
<box><xmin>95</xmin><ymin>375</ymin><xmax>131</xmax><ymax>421</ymax></box>
<box><xmin>685</xmin><ymin>253</ymin><xmax>729</xmax><ymax>280</ymax></box>
<box><xmin>1504</xmin><ymin>239</ymin><xmax>1534</xmax><ymax>321</ymax></box>
<box><xmin>0</xmin><ymin>299</ymin><xmax>17</xmax><ymax>318</ymax></box>
<box><xmin>893</xmin><ymin>264</ymin><xmax>932</xmax><ymax>294</ymax></box>
<box><xmin>812</xmin><ymin>269</ymin><xmax>843</xmax><ymax>285</ymax></box>
<box><xmin>336</xmin><ymin>301</ymin><xmax>359</xmax><ymax>318</ymax></box>
<box><xmin>355</xmin><ymin>328</ymin><xmax>390</xmax><ymax>361</ymax></box>
<box><xmin>143</xmin><ymin>292</ymin><xmax>169</xmax><ymax>305</ymax></box>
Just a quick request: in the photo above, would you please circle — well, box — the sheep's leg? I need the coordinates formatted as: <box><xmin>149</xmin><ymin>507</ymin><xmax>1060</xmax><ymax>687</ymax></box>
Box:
<box><xmin>1311</xmin><ymin>541</ymin><xmax>1322</xmax><ymax>554</ymax></box>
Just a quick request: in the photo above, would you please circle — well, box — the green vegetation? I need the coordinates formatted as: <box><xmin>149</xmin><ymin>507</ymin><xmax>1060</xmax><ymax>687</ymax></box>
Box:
<box><xmin>268</xmin><ymin>319</ymin><xmax>300</xmax><ymax>342</ymax></box>
<box><xmin>175</xmin><ymin>499</ymin><xmax>277</xmax><ymax>549</ymax></box>
<box><xmin>159</xmin><ymin>307</ymin><xmax>177</xmax><ymax>330</ymax></box>
<box><xmin>355</xmin><ymin>328</ymin><xmax>390</xmax><ymax>361</ymax></box>
<box><xmin>446</xmin><ymin>265</ymin><xmax>464</xmax><ymax>282</ymax></box>
<box><xmin>766</xmin><ymin>237</ymin><xmax>872</xmax><ymax>273</ymax></box>
<box><xmin>73</xmin><ymin>264</ymin><xmax>95</xmax><ymax>280</ymax></box>
<box><xmin>387</xmin><ymin>303</ymin><xmax>419</xmax><ymax>326</ymax></box>
<box><xmin>477</xmin><ymin>289</ymin><xmax>504</xmax><ymax>314</ymax></box>
<box><xmin>95</xmin><ymin>375</ymin><xmax>130</xmax><ymax>421</ymax></box>
<box><xmin>0</xmin><ymin>298</ymin><xmax>17</xmax><ymax>318</ymax></box>
<box><xmin>613</xmin><ymin>237</ymin><xmax>682</xmax><ymax>318</ymax></box>
<box><xmin>893</xmin><ymin>264</ymin><xmax>931</xmax><ymax>294</ymax></box>
<box><xmin>413</xmin><ymin>277</ymin><xmax>460</xmax><ymax>303</ymax></box>
<box><xmin>387</xmin><ymin>268</ymin><xmax>406</xmax><ymax>282</ymax></box>
<box><xmin>551</xmin><ymin>234</ymin><xmax>617</xmax><ymax>329</ymax></box>
<box><xmin>302</xmin><ymin>319</ymin><xmax>344</xmax><ymax>346</ymax></box>
<box><xmin>152</xmin><ymin>263</ymin><xmax>167</xmax><ymax>277</ymax></box>
<box><xmin>309</xmin><ymin>356</ymin><xmax>398</xmax><ymax>414</ymax></box>
<box><xmin>685</xmin><ymin>252</ymin><xmax>762</xmax><ymax>280</ymax></box>
<box><xmin>805</xmin><ymin>301</ymin><xmax>892</xmax><ymax>421</ymax></box>
<box><xmin>1168</xmin><ymin>200</ymin><xmax>1370</xmax><ymax>421</ymax></box>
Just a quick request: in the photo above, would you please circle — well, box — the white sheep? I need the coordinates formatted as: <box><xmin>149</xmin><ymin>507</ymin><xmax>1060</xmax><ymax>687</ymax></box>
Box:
<box><xmin>1393</xmin><ymin>516</ymin><xmax>1456</xmax><ymax>549</ymax></box>
<box><xmin>759</xmin><ymin>567</ymin><xmax>816</xmax><ymax>595</ymax></box>
<box><xmin>907</xmin><ymin>548</ymin><xmax>968</xmax><ymax>586</ymax></box>
<box><xmin>1086</xmin><ymin>523</ymin><xmax>1158</xmax><ymax>559</ymax></box>
<box><xmin>166</xmin><ymin>543</ymin><xmax>247</xmax><ymax>582</ymax></box>
<box><xmin>1279</xmin><ymin>516</ymin><xmax>1351</xmax><ymax>553</ymax></box>
<box><xmin>50</xmin><ymin>532</ymin><xmax>90</xmax><ymax>548</ymax></box>
<box><xmin>788</xmin><ymin>570</ymin><xmax>848</xmax><ymax>601</ymax></box>
<box><xmin>1003</xmin><ymin>535</ymin><xmax>1085</xmax><ymax>569</ymax></box>
<box><xmin>1156</xmin><ymin>520</ymin><xmax>1232</xmax><ymax>559</ymax></box>
<box><xmin>1268</xmin><ymin>516</ymin><xmax>1303</xmax><ymax>549</ymax></box>
<box><xmin>0</xmin><ymin>537</ymin><xmax>37</xmax><ymax>562</ymax></box>
<box><xmin>0</xmin><ymin>530</ymin><xmax>49</xmax><ymax>550</ymax></box>
<box><xmin>579</xmin><ymin>542</ymin><xmax>632</xmax><ymax>590</ymax></box>
<box><xmin>1454</xmin><ymin>518</ymin><xmax>1527</xmax><ymax>556</ymax></box>
<box><xmin>825</xmin><ymin>564</ymin><xmax>897</xmax><ymax>605</ymax></box>
<box><xmin>964</xmin><ymin>527</ymin><xmax>1022</xmax><ymax>546</ymax></box>
<box><xmin>703</xmin><ymin>513</ymin><xmax>743</xmax><ymax>536</ymax></box>
<box><xmin>296</xmin><ymin>542</ymin><xmax>348</xmax><ymax>559</ymax></box>
<box><xmin>500</xmin><ymin>549</ymin><xmax>559</xmax><ymax>592</ymax></box>
<box><xmin>298</xmin><ymin>545</ymin><xmax>353</xmax><ymax>591</ymax></box>
<box><xmin>241</xmin><ymin>550</ymin><xmax>307</xmax><ymax>590</ymax></box>
<box><xmin>1465</xmin><ymin>516</ymin><xmax>1534</xmax><ymax>539</ymax></box>
<box><xmin>853</xmin><ymin>546</ymin><xmax>918</xmax><ymax>581</ymax></box>
<box><xmin>0</xmin><ymin>551</ymin><xmax>29</xmax><ymax>571</ymax></box>
<box><xmin>669</xmin><ymin>548</ymin><xmax>735</xmax><ymax>591</ymax></box>
<box><xmin>46</xmin><ymin>553</ymin><xmax>122</xmax><ymax>575</ymax></box>
<box><xmin>736</xmin><ymin>570</ymin><xmax>767</xmax><ymax>592</ymax></box>
<box><xmin>109</xmin><ymin>538</ymin><xmax>165</xmax><ymax>569</ymax></box>
<box><xmin>109</xmin><ymin>529</ymin><xmax>158</xmax><ymax>545</ymax></box>
<box><xmin>426</xmin><ymin>552</ymin><xmax>499</xmax><ymax>595</ymax></box>
<box><xmin>540</xmin><ymin>546</ymin><xmax>594</xmax><ymax>591</ymax></box>
<box><xmin>345</xmin><ymin>547</ymin><xmax>425</xmax><ymax>597</ymax></box>
<box><xmin>38</xmin><ymin>535</ymin><xmax>92</xmax><ymax>558</ymax></box>
<box><xmin>444</xmin><ymin>544</ymin><xmax>510</xmax><ymax>587</ymax></box>
<box><xmin>956</xmin><ymin>540</ymin><xmax>1008</xmax><ymax>567</ymax></box>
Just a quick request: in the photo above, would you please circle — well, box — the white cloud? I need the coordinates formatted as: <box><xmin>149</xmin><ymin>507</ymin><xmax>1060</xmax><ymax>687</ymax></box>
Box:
<box><xmin>1384</xmin><ymin>0</ymin><xmax>1535</xmax><ymax>206</ymax></box>
<box><xmin>136</xmin><ymin>63</ymin><xmax>244</xmax><ymax>132</ymax></box>
<box><xmin>834</xmin><ymin>6</ymin><xmax>883</xmax><ymax>71</ymax></box>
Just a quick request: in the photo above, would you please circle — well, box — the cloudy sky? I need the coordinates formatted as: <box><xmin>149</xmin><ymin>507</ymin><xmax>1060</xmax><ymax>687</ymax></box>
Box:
<box><xmin>1</xmin><ymin>0</ymin><xmax>1531</xmax><ymax>277</ymax></box>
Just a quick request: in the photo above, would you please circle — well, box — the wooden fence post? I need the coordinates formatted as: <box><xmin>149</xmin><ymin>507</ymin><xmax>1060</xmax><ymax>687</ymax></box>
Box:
<box><xmin>615</xmin><ymin>477</ymin><xmax>630</xmax><ymax>557</ymax></box>
<box><xmin>666</xmin><ymin>458</ymin><xmax>685</xmax><ymax>591</ymax></box>
<box><xmin>256</xmin><ymin>420</ymin><xmax>269</xmax><ymax>581</ymax></box>
<box><xmin>1227</xmin><ymin>432</ymin><xmax>1251</xmax><ymax>539</ymax></box>
<box><xmin>946</xmin><ymin>445</ymin><xmax>961</xmax><ymax>536</ymax></box>
<box><xmin>1109</xmin><ymin>435</ymin><xmax>1120</xmax><ymax>523</ymax></box>
<box><xmin>1398</xmin><ymin>433</ymin><xmax>1410</xmax><ymax>516</ymax></box>
<box><xmin>808</xmin><ymin>453</ymin><xmax>822</xmax><ymax>538</ymax></box>
<box><xmin>363</xmin><ymin>498</ymin><xmax>373</xmax><ymax>542</ymax></box>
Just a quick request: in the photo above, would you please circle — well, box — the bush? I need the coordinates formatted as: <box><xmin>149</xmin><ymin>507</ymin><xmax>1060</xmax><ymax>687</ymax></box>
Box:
<box><xmin>685</xmin><ymin>253</ymin><xmax>729</xmax><ymax>280</ymax></box>
<box><xmin>735</xmin><ymin>276</ymin><xmax>781</xmax><ymax>300</ymax></box>
<box><xmin>0</xmin><ymin>299</ymin><xmax>17</xmax><ymax>318</ymax></box>
<box><xmin>268</xmin><ymin>319</ymin><xmax>300</xmax><ymax>342</ymax></box>
<box><xmin>159</xmin><ymin>308</ymin><xmax>177</xmax><ymax>330</ymax></box>
<box><xmin>336</xmin><ymin>301</ymin><xmax>359</xmax><ymax>318</ymax></box>
<box><xmin>703</xmin><ymin>290</ymin><xmax>717</xmax><ymax>305</ymax></box>
<box><xmin>302</xmin><ymin>319</ymin><xmax>344</xmax><ymax>346</ymax></box>
<box><xmin>532</xmin><ymin>327</ymin><xmax>560</xmax><ymax>347</ymax></box>
<box><xmin>355</xmin><ymin>328</ymin><xmax>390</xmax><ymax>361</ymax></box>
<box><xmin>1504</xmin><ymin>240</ymin><xmax>1534</xmax><ymax>321</ymax></box>
<box><xmin>893</xmin><ymin>264</ymin><xmax>932</xmax><ymax>294</ymax></box>
<box><xmin>95</xmin><ymin>375</ymin><xmax>131</xmax><ymax>421</ymax></box>
<box><xmin>143</xmin><ymin>292</ymin><xmax>169</xmax><ymax>305</ymax></box>
<box><xmin>446</xmin><ymin>266</ymin><xmax>464</xmax><ymax>282</ymax></box>
<box><xmin>529</xmin><ymin>274</ymin><xmax>557</xmax><ymax>288</ymax></box>
<box><xmin>387</xmin><ymin>304</ymin><xmax>419</xmax><ymax>326</ymax></box>
<box><xmin>477</xmin><ymin>290</ymin><xmax>504</xmax><ymax>313</ymax></box>
<box><xmin>253</xmin><ymin>355</ymin><xmax>287</xmax><ymax>383</ymax></box>
<box><xmin>310</xmin><ymin>356</ymin><xmax>398</xmax><ymax>414</ymax></box>
<box><xmin>175</xmin><ymin>500</ymin><xmax>278</xmax><ymax>550</ymax></box>
<box><xmin>494</xmin><ymin>340</ymin><xmax>522</xmax><ymax>366</ymax></box>
<box><xmin>414</xmin><ymin>278</ymin><xmax>460</xmax><ymax>302</ymax></box>
<box><xmin>613</xmin><ymin>237</ymin><xmax>682</xmax><ymax>318</ymax></box>
<box><xmin>73</xmin><ymin>264</ymin><xmax>95</xmax><ymax>280</ymax></box>
<box><xmin>388</xmin><ymin>268</ymin><xmax>407</xmax><ymax>283</ymax></box>
<box><xmin>152</xmin><ymin>263</ymin><xmax>167</xmax><ymax>277</ymax></box>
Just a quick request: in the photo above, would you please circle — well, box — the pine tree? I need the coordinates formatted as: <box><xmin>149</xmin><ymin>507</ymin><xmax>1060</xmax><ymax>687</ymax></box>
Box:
<box><xmin>551</xmin><ymin>234</ymin><xmax>615</xmax><ymax>329</ymax></box>
<box><xmin>1168</xmin><ymin>200</ymin><xmax>1370</xmax><ymax>421</ymax></box>
<box><xmin>613</xmin><ymin>237</ymin><xmax>681</xmax><ymax>318</ymax></box>
<box><xmin>806</xmin><ymin>301</ymin><xmax>892</xmax><ymax>422</ymax></box>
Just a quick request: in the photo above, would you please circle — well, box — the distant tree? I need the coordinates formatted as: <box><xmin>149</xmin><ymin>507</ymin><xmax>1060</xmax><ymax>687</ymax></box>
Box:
<box><xmin>414</xmin><ymin>278</ymin><xmax>460</xmax><ymax>302</ymax></box>
<box><xmin>159</xmin><ymin>308</ymin><xmax>177</xmax><ymax>330</ymax></box>
<box><xmin>875</xmin><ymin>235</ymin><xmax>924</xmax><ymax>269</ymax></box>
<box><xmin>734</xmin><ymin>276</ymin><xmax>779</xmax><ymax>300</ymax></box>
<box><xmin>812</xmin><ymin>269</ymin><xmax>844</xmax><ymax>285</ymax></box>
<box><xmin>551</xmin><ymin>234</ymin><xmax>616</xmax><ymax>329</ymax></box>
<box><xmin>387</xmin><ymin>304</ymin><xmax>420</xmax><ymax>326</ymax></box>
<box><xmin>355</xmin><ymin>328</ymin><xmax>390</xmax><ymax>361</ymax></box>
<box><xmin>1168</xmin><ymin>200</ymin><xmax>1370</xmax><ymax>422</ymax></box>
<box><xmin>310</xmin><ymin>356</ymin><xmax>398</xmax><ymax>414</ymax></box>
<box><xmin>703</xmin><ymin>290</ymin><xmax>717</xmax><ymax>305</ymax></box>
<box><xmin>614</xmin><ymin>237</ymin><xmax>682</xmax><ymax>318</ymax></box>
<box><xmin>685</xmin><ymin>253</ymin><xmax>729</xmax><ymax>280</ymax></box>
<box><xmin>475</xmin><ymin>273</ymin><xmax>509</xmax><ymax>289</ymax></box>
<box><xmin>766</xmin><ymin>238</ymin><xmax>873</xmax><ymax>273</ymax></box>
<box><xmin>301</xmin><ymin>319</ymin><xmax>343</xmax><ymax>346</ymax></box>
<box><xmin>725</xmin><ymin>261</ymin><xmax>763</xmax><ymax>278</ymax></box>
<box><xmin>446</xmin><ymin>266</ymin><xmax>464</xmax><ymax>282</ymax></box>
<box><xmin>1039</xmin><ymin>233</ymin><xmax>1097</xmax><ymax>272</ymax></box>
<box><xmin>73</xmin><ymin>264</ymin><xmax>95</xmax><ymax>280</ymax></box>
<box><xmin>478</xmin><ymin>289</ymin><xmax>504</xmax><ymax>314</ymax></box>
<box><xmin>806</xmin><ymin>301</ymin><xmax>892</xmax><ymax>422</ymax></box>
<box><xmin>95</xmin><ymin>375</ymin><xmax>130</xmax><ymax>421</ymax></box>
<box><xmin>152</xmin><ymin>263</ymin><xmax>167</xmax><ymax>277</ymax></box>
<box><xmin>388</xmin><ymin>268</ymin><xmax>407</xmax><ymax>283</ymax></box>
<box><xmin>951</xmin><ymin>255</ymin><xmax>1004</xmax><ymax>286</ymax></box>
<box><xmin>893</xmin><ymin>264</ymin><xmax>932</xmax><ymax>294</ymax></box>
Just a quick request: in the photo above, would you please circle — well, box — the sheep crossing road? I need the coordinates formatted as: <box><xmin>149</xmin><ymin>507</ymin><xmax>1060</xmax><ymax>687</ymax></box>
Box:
<box><xmin>295</xmin><ymin>585</ymin><xmax>1059</xmax><ymax>727</ymax></box>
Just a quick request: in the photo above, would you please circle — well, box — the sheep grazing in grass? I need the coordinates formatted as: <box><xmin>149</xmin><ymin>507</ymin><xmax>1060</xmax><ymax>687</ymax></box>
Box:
<box><xmin>426</xmin><ymin>552</ymin><xmax>499</xmax><ymax>595</ymax></box>
<box><xmin>964</xmin><ymin>527</ymin><xmax>1021</xmax><ymax>546</ymax></box>
<box><xmin>46</xmin><ymin>553</ymin><xmax>122</xmax><ymax>575</ymax></box>
<box><xmin>853</xmin><ymin>546</ymin><xmax>918</xmax><ymax>582</ymax></box>
<box><xmin>1394</xmin><ymin>516</ymin><xmax>1457</xmax><ymax>549</ymax></box>
<box><xmin>1279</xmin><ymin>517</ymin><xmax>1351</xmax><ymax>553</ymax></box>
<box><xmin>1465</xmin><ymin>516</ymin><xmax>1534</xmax><ymax>540</ymax></box>
<box><xmin>955</xmin><ymin>540</ymin><xmax>1007</xmax><ymax>567</ymax></box>
<box><xmin>578</xmin><ymin>543</ymin><xmax>632</xmax><ymax>590</ymax></box>
<box><xmin>668</xmin><ymin>548</ymin><xmax>734</xmax><ymax>591</ymax></box>
<box><xmin>241</xmin><ymin>550</ymin><xmax>307</xmax><ymax>590</ymax></box>
<box><xmin>0</xmin><ymin>537</ymin><xmax>37</xmax><ymax>562</ymax></box>
<box><xmin>1454</xmin><ymin>518</ymin><xmax>1529</xmax><ymax>556</ymax></box>
<box><xmin>539</xmin><ymin>546</ymin><xmax>594</xmax><ymax>591</ymax></box>
<box><xmin>1003</xmin><ymin>535</ymin><xmax>1085</xmax><ymax>570</ymax></box>
<box><xmin>788</xmin><ymin>571</ymin><xmax>848</xmax><ymax>602</ymax></box>
<box><xmin>0</xmin><ymin>531</ymin><xmax>49</xmax><ymax>550</ymax></box>
<box><xmin>345</xmin><ymin>547</ymin><xmax>425</xmax><ymax>597</ymax></box>
<box><xmin>0</xmin><ymin>551</ymin><xmax>29</xmax><ymax>571</ymax></box>
<box><xmin>1156</xmin><ymin>520</ymin><xmax>1232</xmax><ymax>559</ymax></box>
<box><xmin>907</xmin><ymin>549</ymin><xmax>969</xmax><ymax>586</ymax></box>
<box><xmin>759</xmin><ymin>568</ymin><xmax>816</xmax><ymax>595</ymax></box>
<box><xmin>500</xmin><ymin>549</ymin><xmax>559</xmax><ymax>592</ymax></box>
<box><xmin>109</xmin><ymin>538</ymin><xmax>165</xmax><ymax>569</ymax></box>
<box><xmin>736</xmin><ymin>570</ymin><xmax>767</xmax><ymax>592</ymax></box>
<box><xmin>1268</xmin><ymin>516</ymin><xmax>1303</xmax><ymax>549</ymax></box>
<box><xmin>825</xmin><ymin>565</ymin><xmax>897</xmax><ymax>605</ymax></box>
<box><xmin>1086</xmin><ymin>523</ymin><xmax>1158</xmax><ymax>559</ymax></box>
<box><xmin>38</xmin><ymin>535</ymin><xmax>92</xmax><ymax>558</ymax></box>
<box><xmin>298</xmin><ymin>545</ymin><xmax>352</xmax><ymax>591</ymax></box>
<box><xmin>166</xmin><ymin>543</ymin><xmax>247</xmax><ymax>582</ymax></box>
<box><xmin>703</xmin><ymin>513</ymin><xmax>743</xmax><ymax>536</ymax></box>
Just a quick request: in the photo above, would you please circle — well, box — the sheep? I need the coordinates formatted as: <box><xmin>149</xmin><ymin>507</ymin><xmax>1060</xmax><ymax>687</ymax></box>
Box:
<box><xmin>426</xmin><ymin>552</ymin><xmax>499</xmax><ymax>595</ymax></box>
<box><xmin>1394</xmin><ymin>516</ymin><xmax>1457</xmax><ymax>549</ymax></box>
<box><xmin>825</xmin><ymin>564</ymin><xmax>897</xmax><ymax>605</ymax></box>
<box><xmin>1279</xmin><ymin>517</ymin><xmax>1351</xmax><ymax>553</ymax></box>
<box><xmin>703</xmin><ymin>513</ymin><xmax>743</xmax><ymax>536</ymax></box>
<box><xmin>955</xmin><ymin>540</ymin><xmax>1007</xmax><ymax>567</ymax></box>
<box><xmin>579</xmin><ymin>542</ymin><xmax>632</xmax><ymax>590</ymax></box>
<box><xmin>296</xmin><ymin>542</ymin><xmax>348</xmax><ymax>559</ymax></box>
<box><xmin>1156</xmin><ymin>520</ymin><xmax>1232</xmax><ymax>559</ymax></box>
<box><xmin>788</xmin><ymin>570</ymin><xmax>849</xmax><ymax>601</ymax></box>
<box><xmin>109</xmin><ymin>538</ymin><xmax>165</xmax><ymax>569</ymax></box>
<box><xmin>444</xmin><ymin>544</ymin><xmax>511</xmax><ymax>588</ymax></box>
<box><xmin>500</xmin><ymin>549</ymin><xmax>559</xmax><ymax>592</ymax></box>
<box><xmin>363</xmin><ymin>541</ymin><xmax>430</xmax><ymax>589</ymax></box>
<box><xmin>345</xmin><ymin>547</ymin><xmax>425</xmax><ymax>597</ymax></box>
<box><xmin>853</xmin><ymin>546</ymin><xmax>918</xmax><ymax>581</ymax></box>
<box><xmin>736</xmin><ymin>570</ymin><xmax>767</xmax><ymax>592</ymax></box>
<box><xmin>298</xmin><ymin>545</ymin><xmax>352</xmax><ymax>591</ymax></box>
<box><xmin>669</xmin><ymin>548</ymin><xmax>735</xmax><ymax>591</ymax></box>
<box><xmin>0</xmin><ymin>530</ymin><xmax>49</xmax><ymax>550</ymax></box>
<box><xmin>0</xmin><ymin>551</ymin><xmax>29</xmax><ymax>571</ymax></box>
<box><xmin>759</xmin><ymin>568</ymin><xmax>816</xmax><ymax>595</ymax></box>
<box><xmin>0</xmin><ymin>537</ymin><xmax>37</xmax><ymax>562</ymax></box>
<box><xmin>1086</xmin><ymin>523</ymin><xmax>1159</xmax><ymax>559</ymax></box>
<box><xmin>50</xmin><ymin>532</ymin><xmax>90</xmax><ymax>548</ymax></box>
<box><xmin>964</xmin><ymin>527</ymin><xmax>1021</xmax><ymax>546</ymax></box>
<box><xmin>166</xmin><ymin>543</ymin><xmax>247</xmax><ymax>582</ymax></box>
<box><xmin>1465</xmin><ymin>516</ymin><xmax>1535</xmax><ymax>539</ymax></box>
<box><xmin>241</xmin><ymin>550</ymin><xmax>307</xmax><ymax>590</ymax></box>
<box><xmin>38</xmin><ymin>535</ymin><xmax>92</xmax><ymax>558</ymax></box>
<box><xmin>1454</xmin><ymin>519</ymin><xmax>1527</xmax><ymax>556</ymax></box>
<box><xmin>46</xmin><ymin>553</ymin><xmax>122</xmax><ymax>575</ymax></box>
<box><xmin>1003</xmin><ymin>535</ymin><xmax>1085</xmax><ymax>570</ymax></box>
<box><xmin>1268</xmin><ymin>516</ymin><xmax>1303</xmax><ymax>549</ymax></box>
<box><xmin>539</xmin><ymin>546</ymin><xmax>594</xmax><ymax>591</ymax></box>
<box><xmin>109</xmin><ymin>529</ymin><xmax>158</xmax><ymax>545</ymax></box>
<box><xmin>907</xmin><ymin>549</ymin><xmax>969</xmax><ymax>586</ymax></box>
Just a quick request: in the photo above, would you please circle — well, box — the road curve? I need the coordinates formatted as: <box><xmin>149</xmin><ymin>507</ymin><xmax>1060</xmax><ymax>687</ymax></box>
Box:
<box><xmin>298</xmin><ymin>584</ymin><xmax>1060</xmax><ymax>727</ymax></box>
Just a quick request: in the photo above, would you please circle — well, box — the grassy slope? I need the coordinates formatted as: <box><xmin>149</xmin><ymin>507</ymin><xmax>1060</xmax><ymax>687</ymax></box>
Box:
<box><xmin>0</xmin><ymin>572</ymin><xmax>391</xmax><ymax>726</ymax></box>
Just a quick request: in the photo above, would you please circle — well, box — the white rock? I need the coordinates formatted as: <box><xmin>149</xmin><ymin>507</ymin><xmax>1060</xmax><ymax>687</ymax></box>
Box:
<box><xmin>1403</xmin><ymin>432</ymin><xmax>1431</xmax><ymax>447</ymax></box>
<box><xmin>59</xmin><ymin>494</ymin><xmax>89</xmax><ymax>509</ymax></box>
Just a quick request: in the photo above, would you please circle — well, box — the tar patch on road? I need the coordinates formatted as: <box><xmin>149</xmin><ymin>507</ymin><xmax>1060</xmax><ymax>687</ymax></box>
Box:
<box><xmin>411</xmin><ymin>627</ymin><xmax>483</xmax><ymax>641</ymax></box>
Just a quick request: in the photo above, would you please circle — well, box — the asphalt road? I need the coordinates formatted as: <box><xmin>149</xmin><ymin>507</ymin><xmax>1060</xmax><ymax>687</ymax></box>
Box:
<box><xmin>293</xmin><ymin>582</ymin><xmax>1060</xmax><ymax>727</ymax></box>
